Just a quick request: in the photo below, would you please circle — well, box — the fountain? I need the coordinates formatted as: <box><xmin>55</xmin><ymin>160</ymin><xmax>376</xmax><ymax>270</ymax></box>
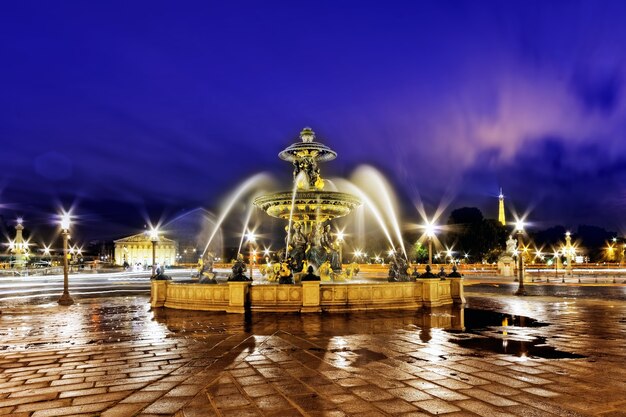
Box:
<box><xmin>151</xmin><ymin>127</ymin><xmax>465</xmax><ymax>313</ymax></box>
<box><xmin>253</xmin><ymin>127</ymin><xmax>360</xmax><ymax>276</ymax></box>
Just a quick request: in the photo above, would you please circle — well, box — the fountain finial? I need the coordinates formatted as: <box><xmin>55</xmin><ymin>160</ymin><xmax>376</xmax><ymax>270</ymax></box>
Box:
<box><xmin>300</xmin><ymin>127</ymin><xmax>315</xmax><ymax>143</ymax></box>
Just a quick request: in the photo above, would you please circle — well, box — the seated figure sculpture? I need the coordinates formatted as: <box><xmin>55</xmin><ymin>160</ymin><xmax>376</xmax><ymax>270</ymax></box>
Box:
<box><xmin>288</xmin><ymin>223</ymin><xmax>307</xmax><ymax>272</ymax></box>
<box><xmin>318</xmin><ymin>260</ymin><xmax>332</xmax><ymax>281</ymax></box>
<box><xmin>388</xmin><ymin>252</ymin><xmax>410</xmax><ymax>282</ymax></box>
<box><xmin>306</xmin><ymin>224</ymin><xmax>327</xmax><ymax>269</ymax></box>
<box><xmin>301</xmin><ymin>265</ymin><xmax>320</xmax><ymax>281</ymax></box>
<box><xmin>420</xmin><ymin>264</ymin><xmax>437</xmax><ymax>278</ymax></box>
<box><xmin>278</xmin><ymin>262</ymin><xmax>294</xmax><ymax>284</ymax></box>
<box><xmin>228</xmin><ymin>253</ymin><xmax>251</xmax><ymax>282</ymax></box>
<box><xmin>198</xmin><ymin>251</ymin><xmax>218</xmax><ymax>284</ymax></box>
<box><xmin>447</xmin><ymin>265</ymin><xmax>463</xmax><ymax>278</ymax></box>
<box><xmin>152</xmin><ymin>264</ymin><xmax>171</xmax><ymax>280</ymax></box>
<box><xmin>321</xmin><ymin>224</ymin><xmax>341</xmax><ymax>271</ymax></box>
<box><xmin>344</xmin><ymin>262</ymin><xmax>360</xmax><ymax>280</ymax></box>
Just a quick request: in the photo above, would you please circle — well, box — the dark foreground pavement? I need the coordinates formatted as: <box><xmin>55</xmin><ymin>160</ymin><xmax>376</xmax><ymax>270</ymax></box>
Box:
<box><xmin>0</xmin><ymin>293</ymin><xmax>625</xmax><ymax>417</ymax></box>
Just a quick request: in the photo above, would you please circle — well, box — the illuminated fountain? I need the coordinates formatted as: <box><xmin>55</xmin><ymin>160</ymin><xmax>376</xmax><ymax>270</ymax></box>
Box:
<box><xmin>254</xmin><ymin>127</ymin><xmax>361</xmax><ymax>276</ymax></box>
<box><xmin>151</xmin><ymin>127</ymin><xmax>464</xmax><ymax>313</ymax></box>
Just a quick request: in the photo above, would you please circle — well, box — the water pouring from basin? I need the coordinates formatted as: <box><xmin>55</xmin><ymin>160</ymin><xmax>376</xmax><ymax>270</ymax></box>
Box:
<box><xmin>202</xmin><ymin>172</ymin><xmax>273</xmax><ymax>257</ymax></box>
<box><xmin>254</xmin><ymin>128</ymin><xmax>361</xmax><ymax>275</ymax></box>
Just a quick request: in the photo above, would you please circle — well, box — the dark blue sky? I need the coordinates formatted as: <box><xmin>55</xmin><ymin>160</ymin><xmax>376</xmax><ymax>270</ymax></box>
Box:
<box><xmin>2</xmin><ymin>1</ymin><xmax>626</xmax><ymax>238</ymax></box>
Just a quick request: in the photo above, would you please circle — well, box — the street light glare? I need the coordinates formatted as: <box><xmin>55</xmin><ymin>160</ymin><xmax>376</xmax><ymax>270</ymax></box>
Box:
<box><xmin>246</xmin><ymin>231</ymin><xmax>256</xmax><ymax>242</ymax></box>
<box><xmin>424</xmin><ymin>221</ymin><xmax>436</xmax><ymax>238</ymax></box>
<box><xmin>60</xmin><ymin>212</ymin><xmax>71</xmax><ymax>231</ymax></box>
<box><xmin>149</xmin><ymin>227</ymin><xmax>160</xmax><ymax>242</ymax></box>
<box><xmin>515</xmin><ymin>219</ymin><xmax>525</xmax><ymax>232</ymax></box>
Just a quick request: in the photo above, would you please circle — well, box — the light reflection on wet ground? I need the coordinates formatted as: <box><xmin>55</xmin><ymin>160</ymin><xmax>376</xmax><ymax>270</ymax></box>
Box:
<box><xmin>1</xmin><ymin>294</ymin><xmax>623</xmax><ymax>360</ymax></box>
<box><xmin>467</xmin><ymin>282</ymin><xmax>626</xmax><ymax>300</ymax></box>
<box><xmin>1</xmin><ymin>294</ymin><xmax>625</xmax><ymax>415</ymax></box>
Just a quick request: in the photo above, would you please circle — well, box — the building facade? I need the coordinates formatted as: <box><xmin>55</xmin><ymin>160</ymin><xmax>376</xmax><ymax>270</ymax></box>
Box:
<box><xmin>114</xmin><ymin>233</ymin><xmax>178</xmax><ymax>267</ymax></box>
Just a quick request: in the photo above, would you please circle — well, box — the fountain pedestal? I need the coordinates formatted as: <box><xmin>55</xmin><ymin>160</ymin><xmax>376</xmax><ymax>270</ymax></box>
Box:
<box><xmin>227</xmin><ymin>282</ymin><xmax>251</xmax><ymax>313</ymax></box>
<box><xmin>301</xmin><ymin>281</ymin><xmax>321</xmax><ymax>312</ymax></box>
<box><xmin>150</xmin><ymin>280</ymin><xmax>167</xmax><ymax>308</ymax></box>
<box><xmin>449</xmin><ymin>277</ymin><xmax>466</xmax><ymax>305</ymax></box>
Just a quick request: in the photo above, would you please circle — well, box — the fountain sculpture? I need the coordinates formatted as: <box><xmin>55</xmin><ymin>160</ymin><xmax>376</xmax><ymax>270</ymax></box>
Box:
<box><xmin>150</xmin><ymin>127</ymin><xmax>465</xmax><ymax>313</ymax></box>
<box><xmin>254</xmin><ymin>127</ymin><xmax>361</xmax><ymax>277</ymax></box>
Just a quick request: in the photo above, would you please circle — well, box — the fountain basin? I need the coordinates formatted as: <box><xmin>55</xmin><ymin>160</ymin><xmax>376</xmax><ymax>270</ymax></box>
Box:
<box><xmin>151</xmin><ymin>278</ymin><xmax>465</xmax><ymax>313</ymax></box>
<box><xmin>254</xmin><ymin>191</ymin><xmax>361</xmax><ymax>222</ymax></box>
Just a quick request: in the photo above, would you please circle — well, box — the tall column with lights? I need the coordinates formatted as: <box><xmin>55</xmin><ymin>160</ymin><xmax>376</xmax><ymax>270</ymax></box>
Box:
<box><xmin>425</xmin><ymin>221</ymin><xmax>436</xmax><ymax>267</ymax></box>
<box><xmin>11</xmin><ymin>218</ymin><xmax>28</xmax><ymax>269</ymax></box>
<box><xmin>514</xmin><ymin>220</ymin><xmax>526</xmax><ymax>296</ymax></box>
<box><xmin>553</xmin><ymin>250</ymin><xmax>560</xmax><ymax>283</ymax></box>
<box><xmin>149</xmin><ymin>228</ymin><xmax>159</xmax><ymax>277</ymax></box>
<box><xmin>58</xmin><ymin>212</ymin><xmax>74</xmax><ymax>306</ymax></box>
<box><xmin>564</xmin><ymin>231</ymin><xmax>573</xmax><ymax>279</ymax></box>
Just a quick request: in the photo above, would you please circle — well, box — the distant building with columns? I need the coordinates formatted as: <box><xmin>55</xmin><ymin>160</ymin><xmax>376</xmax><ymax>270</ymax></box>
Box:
<box><xmin>114</xmin><ymin>233</ymin><xmax>177</xmax><ymax>267</ymax></box>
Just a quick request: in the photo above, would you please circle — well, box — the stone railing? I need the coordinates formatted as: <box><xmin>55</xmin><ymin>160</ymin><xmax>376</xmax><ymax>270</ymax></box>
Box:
<box><xmin>151</xmin><ymin>278</ymin><xmax>464</xmax><ymax>314</ymax></box>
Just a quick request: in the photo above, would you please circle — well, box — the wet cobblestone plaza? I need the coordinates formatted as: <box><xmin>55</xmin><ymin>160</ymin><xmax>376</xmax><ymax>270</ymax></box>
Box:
<box><xmin>1</xmin><ymin>292</ymin><xmax>625</xmax><ymax>417</ymax></box>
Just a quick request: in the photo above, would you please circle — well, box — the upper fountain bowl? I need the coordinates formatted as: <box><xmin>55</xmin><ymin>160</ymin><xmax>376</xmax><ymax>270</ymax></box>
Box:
<box><xmin>255</xmin><ymin>127</ymin><xmax>361</xmax><ymax>223</ymax></box>
<box><xmin>277</xmin><ymin>127</ymin><xmax>337</xmax><ymax>163</ymax></box>
<box><xmin>254</xmin><ymin>191</ymin><xmax>361</xmax><ymax>223</ymax></box>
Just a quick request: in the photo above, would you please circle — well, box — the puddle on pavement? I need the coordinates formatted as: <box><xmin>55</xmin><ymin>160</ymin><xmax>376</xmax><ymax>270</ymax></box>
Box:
<box><xmin>453</xmin><ymin>335</ymin><xmax>585</xmax><ymax>359</ymax></box>
<box><xmin>451</xmin><ymin>308</ymin><xmax>585</xmax><ymax>359</ymax></box>
<box><xmin>462</xmin><ymin>308</ymin><xmax>549</xmax><ymax>331</ymax></box>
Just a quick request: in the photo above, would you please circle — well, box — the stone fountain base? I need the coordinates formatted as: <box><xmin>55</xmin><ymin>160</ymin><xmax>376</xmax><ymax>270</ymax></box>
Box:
<box><xmin>150</xmin><ymin>278</ymin><xmax>465</xmax><ymax>314</ymax></box>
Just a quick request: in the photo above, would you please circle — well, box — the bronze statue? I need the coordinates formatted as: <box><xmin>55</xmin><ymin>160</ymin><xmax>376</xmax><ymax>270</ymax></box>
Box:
<box><xmin>306</xmin><ymin>223</ymin><xmax>328</xmax><ymax>269</ymax></box>
<box><xmin>228</xmin><ymin>253</ymin><xmax>251</xmax><ymax>282</ymax></box>
<box><xmin>278</xmin><ymin>262</ymin><xmax>294</xmax><ymax>284</ymax></box>
<box><xmin>288</xmin><ymin>223</ymin><xmax>307</xmax><ymax>272</ymax></box>
<box><xmin>321</xmin><ymin>224</ymin><xmax>340</xmax><ymax>271</ymax></box>
<box><xmin>387</xmin><ymin>252</ymin><xmax>410</xmax><ymax>282</ymax></box>
<box><xmin>198</xmin><ymin>251</ymin><xmax>217</xmax><ymax>284</ymax></box>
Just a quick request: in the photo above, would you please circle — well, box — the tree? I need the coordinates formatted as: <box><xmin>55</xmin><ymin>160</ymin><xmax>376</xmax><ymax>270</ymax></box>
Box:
<box><xmin>412</xmin><ymin>242</ymin><xmax>428</xmax><ymax>263</ymax></box>
<box><xmin>446</xmin><ymin>207</ymin><xmax>507</xmax><ymax>263</ymax></box>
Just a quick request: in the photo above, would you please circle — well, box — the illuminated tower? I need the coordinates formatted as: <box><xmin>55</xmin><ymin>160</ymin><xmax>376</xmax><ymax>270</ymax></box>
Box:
<box><xmin>10</xmin><ymin>218</ymin><xmax>28</xmax><ymax>268</ymax></box>
<box><xmin>498</xmin><ymin>188</ymin><xmax>506</xmax><ymax>226</ymax></box>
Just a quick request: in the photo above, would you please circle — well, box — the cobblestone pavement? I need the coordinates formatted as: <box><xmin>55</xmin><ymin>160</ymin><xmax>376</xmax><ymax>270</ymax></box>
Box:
<box><xmin>0</xmin><ymin>294</ymin><xmax>625</xmax><ymax>417</ymax></box>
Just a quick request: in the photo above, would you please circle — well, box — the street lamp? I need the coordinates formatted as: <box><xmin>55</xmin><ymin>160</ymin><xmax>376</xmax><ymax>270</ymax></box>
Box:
<box><xmin>514</xmin><ymin>220</ymin><xmax>526</xmax><ymax>296</ymax></box>
<box><xmin>149</xmin><ymin>227</ymin><xmax>159</xmax><ymax>277</ymax></box>
<box><xmin>58</xmin><ymin>211</ymin><xmax>74</xmax><ymax>306</ymax></box>
<box><xmin>564</xmin><ymin>232</ymin><xmax>574</xmax><ymax>282</ymax></box>
<box><xmin>551</xmin><ymin>249</ymin><xmax>561</xmax><ymax>283</ymax></box>
<box><xmin>424</xmin><ymin>221</ymin><xmax>436</xmax><ymax>267</ymax></box>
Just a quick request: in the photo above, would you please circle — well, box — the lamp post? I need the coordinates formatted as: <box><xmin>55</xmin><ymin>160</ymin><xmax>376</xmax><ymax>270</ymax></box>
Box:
<box><xmin>424</xmin><ymin>221</ymin><xmax>436</xmax><ymax>267</ymax></box>
<box><xmin>514</xmin><ymin>220</ymin><xmax>526</xmax><ymax>296</ymax></box>
<box><xmin>149</xmin><ymin>227</ymin><xmax>159</xmax><ymax>277</ymax></box>
<box><xmin>564</xmin><ymin>232</ymin><xmax>573</xmax><ymax>281</ymax></box>
<box><xmin>246</xmin><ymin>232</ymin><xmax>256</xmax><ymax>280</ymax></box>
<box><xmin>58</xmin><ymin>212</ymin><xmax>74</xmax><ymax>306</ymax></box>
<box><xmin>549</xmin><ymin>249</ymin><xmax>561</xmax><ymax>284</ymax></box>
